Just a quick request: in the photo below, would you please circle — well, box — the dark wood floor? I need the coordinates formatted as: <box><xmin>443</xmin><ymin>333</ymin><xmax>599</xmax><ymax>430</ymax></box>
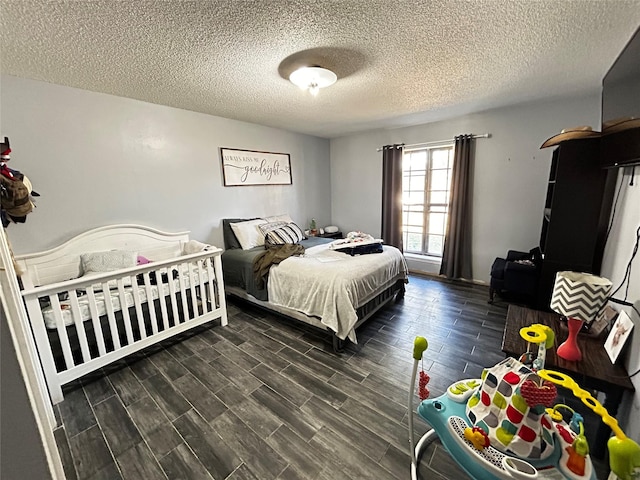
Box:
<box><xmin>52</xmin><ymin>274</ymin><xmax>608</xmax><ymax>479</ymax></box>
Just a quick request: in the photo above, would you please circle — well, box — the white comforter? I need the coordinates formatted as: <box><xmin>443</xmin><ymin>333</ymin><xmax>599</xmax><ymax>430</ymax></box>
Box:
<box><xmin>267</xmin><ymin>243</ymin><xmax>407</xmax><ymax>342</ymax></box>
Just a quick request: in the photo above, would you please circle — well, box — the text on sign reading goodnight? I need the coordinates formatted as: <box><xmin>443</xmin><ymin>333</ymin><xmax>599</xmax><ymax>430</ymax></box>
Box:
<box><xmin>225</xmin><ymin>155</ymin><xmax>290</xmax><ymax>182</ymax></box>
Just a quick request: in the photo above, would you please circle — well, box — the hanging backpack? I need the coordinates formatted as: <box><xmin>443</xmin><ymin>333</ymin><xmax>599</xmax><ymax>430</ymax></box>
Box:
<box><xmin>0</xmin><ymin>173</ymin><xmax>33</xmax><ymax>219</ymax></box>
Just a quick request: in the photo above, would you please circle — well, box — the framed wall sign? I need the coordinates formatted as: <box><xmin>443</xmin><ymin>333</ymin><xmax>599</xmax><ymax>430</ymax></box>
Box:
<box><xmin>220</xmin><ymin>147</ymin><xmax>292</xmax><ymax>186</ymax></box>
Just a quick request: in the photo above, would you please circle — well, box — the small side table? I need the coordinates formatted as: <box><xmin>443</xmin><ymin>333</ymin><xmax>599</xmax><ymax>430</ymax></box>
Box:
<box><xmin>501</xmin><ymin>305</ymin><xmax>634</xmax><ymax>459</ymax></box>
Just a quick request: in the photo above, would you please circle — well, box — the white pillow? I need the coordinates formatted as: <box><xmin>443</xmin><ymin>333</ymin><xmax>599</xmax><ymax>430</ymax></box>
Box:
<box><xmin>258</xmin><ymin>221</ymin><xmax>288</xmax><ymax>237</ymax></box>
<box><xmin>182</xmin><ymin>240</ymin><xmax>211</xmax><ymax>255</ymax></box>
<box><xmin>80</xmin><ymin>250</ymin><xmax>137</xmax><ymax>290</ymax></box>
<box><xmin>81</xmin><ymin>250</ymin><xmax>137</xmax><ymax>275</ymax></box>
<box><xmin>230</xmin><ymin>219</ymin><xmax>268</xmax><ymax>250</ymax></box>
<box><xmin>264</xmin><ymin>213</ymin><xmax>293</xmax><ymax>224</ymax></box>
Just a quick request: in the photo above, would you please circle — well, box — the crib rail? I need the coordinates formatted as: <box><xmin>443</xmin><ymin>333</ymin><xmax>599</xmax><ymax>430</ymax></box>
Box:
<box><xmin>21</xmin><ymin>248</ymin><xmax>227</xmax><ymax>404</ymax></box>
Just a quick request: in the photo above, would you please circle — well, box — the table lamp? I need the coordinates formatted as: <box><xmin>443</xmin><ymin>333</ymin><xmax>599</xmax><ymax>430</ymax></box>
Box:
<box><xmin>549</xmin><ymin>271</ymin><xmax>612</xmax><ymax>361</ymax></box>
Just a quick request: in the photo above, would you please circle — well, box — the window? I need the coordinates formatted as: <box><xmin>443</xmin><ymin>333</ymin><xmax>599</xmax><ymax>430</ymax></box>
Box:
<box><xmin>402</xmin><ymin>145</ymin><xmax>454</xmax><ymax>256</ymax></box>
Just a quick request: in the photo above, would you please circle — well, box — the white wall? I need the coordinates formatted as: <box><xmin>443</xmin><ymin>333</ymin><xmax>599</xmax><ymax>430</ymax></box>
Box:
<box><xmin>601</xmin><ymin>166</ymin><xmax>640</xmax><ymax>438</ymax></box>
<box><xmin>0</xmin><ymin>71</ymin><xmax>55</xmax><ymax>480</ymax></box>
<box><xmin>330</xmin><ymin>93</ymin><xmax>601</xmax><ymax>282</ymax></box>
<box><xmin>1</xmin><ymin>75</ymin><xmax>331</xmax><ymax>254</ymax></box>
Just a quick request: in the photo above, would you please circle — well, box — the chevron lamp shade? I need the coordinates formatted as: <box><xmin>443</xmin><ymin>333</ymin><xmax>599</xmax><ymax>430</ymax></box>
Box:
<box><xmin>550</xmin><ymin>271</ymin><xmax>613</xmax><ymax>323</ymax></box>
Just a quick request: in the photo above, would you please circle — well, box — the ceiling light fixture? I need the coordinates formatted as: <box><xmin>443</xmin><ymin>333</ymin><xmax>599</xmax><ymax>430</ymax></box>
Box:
<box><xmin>289</xmin><ymin>66</ymin><xmax>337</xmax><ymax>96</ymax></box>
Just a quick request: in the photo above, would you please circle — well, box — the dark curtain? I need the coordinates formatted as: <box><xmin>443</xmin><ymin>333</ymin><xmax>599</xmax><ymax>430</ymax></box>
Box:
<box><xmin>440</xmin><ymin>134</ymin><xmax>474</xmax><ymax>279</ymax></box>
<box><xmin>381</xmin><ymin>144</ymin><xmax>404</xmax><ymax>252</ymax></box>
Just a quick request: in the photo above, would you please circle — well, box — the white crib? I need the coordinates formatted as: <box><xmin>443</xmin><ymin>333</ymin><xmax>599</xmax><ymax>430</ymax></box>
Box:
<box><xmin>15</xmin><ymin>224</ymin><xmax>228</xmax><ymax>404</ymax></box>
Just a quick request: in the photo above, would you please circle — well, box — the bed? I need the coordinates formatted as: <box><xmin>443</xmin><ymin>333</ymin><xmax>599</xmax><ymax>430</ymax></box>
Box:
<box><xmin>16</xmin><ymin>224</ymin><xmax>228</xmax><ymax>403</ymax></box>
<box><xmin>221</xmin><ymin>217</ymin><xmax>408</xmax><ymax>350</ymax></box>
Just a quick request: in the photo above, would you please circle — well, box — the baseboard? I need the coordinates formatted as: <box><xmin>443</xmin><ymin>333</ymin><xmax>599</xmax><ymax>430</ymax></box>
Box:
<box><xmin>407</xmin><ymin>268</ymin><xmax>488</xmax><ymax>287</ymax></box>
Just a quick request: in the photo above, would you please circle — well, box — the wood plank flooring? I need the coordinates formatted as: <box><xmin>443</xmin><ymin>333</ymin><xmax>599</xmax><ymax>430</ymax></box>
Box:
<box><xmin>52</xmin><ymin>274</ymin><xmax>608</xmax><ymax>479</ymax></box>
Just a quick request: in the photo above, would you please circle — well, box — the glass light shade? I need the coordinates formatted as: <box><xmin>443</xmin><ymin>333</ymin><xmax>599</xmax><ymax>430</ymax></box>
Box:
<box><xmin>289</xmin><ymin>67</ymin><xmax>337</xmax><ymax>94</ymax></box>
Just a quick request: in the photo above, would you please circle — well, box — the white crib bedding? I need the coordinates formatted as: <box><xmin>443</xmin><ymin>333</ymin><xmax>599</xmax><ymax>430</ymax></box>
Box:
<box><xmin>41</xmin><ymin>270</ymin><xmax>210</xmax><ymax>329</ymax></box>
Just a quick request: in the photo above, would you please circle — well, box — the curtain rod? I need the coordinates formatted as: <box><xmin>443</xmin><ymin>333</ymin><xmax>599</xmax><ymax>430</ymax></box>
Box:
<box><xmin>376</xmin><ymin>133</ymin><xmax>491</xmax><ymax>152</ymax></box>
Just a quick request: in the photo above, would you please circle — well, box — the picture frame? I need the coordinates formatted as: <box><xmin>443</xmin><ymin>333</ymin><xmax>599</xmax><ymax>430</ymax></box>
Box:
<box><xmin>220</xmin><ymin>147</ymin><xmax>292</xmax><ymax>186</ymax></box>
<box><xmin>585</xmin><ymin>304</ymin><xmax>618</xmax><ymax>338</ymax></box>
<box><xmin>604</xmin><ymin>310</ymin><xmax>634</xmax><ymax>364</ymax></box>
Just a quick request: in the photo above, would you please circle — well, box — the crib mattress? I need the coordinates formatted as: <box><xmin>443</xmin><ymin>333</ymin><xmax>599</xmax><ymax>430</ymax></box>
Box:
<box><xmin>41</xmin><ymin>271</ymin><xmax>209</xmax><ymax>329</ymax></box>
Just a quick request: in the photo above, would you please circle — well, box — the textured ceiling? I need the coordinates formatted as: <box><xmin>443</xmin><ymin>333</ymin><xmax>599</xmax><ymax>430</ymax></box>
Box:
<box><xmin>1</xmin><ymin>1</ymin><xmax>640</xmax><ymax>138</ymax></box>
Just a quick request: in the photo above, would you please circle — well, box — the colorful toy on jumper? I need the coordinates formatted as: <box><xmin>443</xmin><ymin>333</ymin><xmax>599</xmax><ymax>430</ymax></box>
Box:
<box><xmin>414</xmin><ymin>336</ymin><xmax>431</xmax><ymax>401</ymax></box>
<box><xmin>519</xmin><ymin>323</ymin><xmax>555</xmax><ymax>371</ymax></box>
<box><xmin>408</xmin><ymin>336</ymin><xmax>640</xmax><ymax>480</ymax></box>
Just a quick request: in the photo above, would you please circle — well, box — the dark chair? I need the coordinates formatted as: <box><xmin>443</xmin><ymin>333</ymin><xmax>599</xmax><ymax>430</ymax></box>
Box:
<box><xmin>489</xmin><ymin>247</ymin><xmax>542</xmax><ymax>305</ymax></box>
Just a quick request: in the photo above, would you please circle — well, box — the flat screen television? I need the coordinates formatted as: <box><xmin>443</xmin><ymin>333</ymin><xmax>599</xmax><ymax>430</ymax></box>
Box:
<box><xmin>600</xmin><ymin>27</ymin><xmax>640</xmax><ymax>169</ymax></box>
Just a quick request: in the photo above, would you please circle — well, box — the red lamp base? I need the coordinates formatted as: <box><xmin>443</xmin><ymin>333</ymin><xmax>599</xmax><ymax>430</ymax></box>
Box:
<box><xmin>557</xmin><ymin>317</ymin><xmax>584</xmax><ymax>362</ymax></box>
